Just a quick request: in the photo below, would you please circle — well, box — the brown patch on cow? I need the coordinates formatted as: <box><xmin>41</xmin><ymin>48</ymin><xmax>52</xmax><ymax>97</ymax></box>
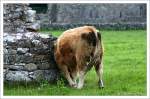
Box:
<box><xmin>59</xmin><ymin>43</ymin><xmax>76</xmax><ymax>67</ymax></box>
<box><xmin>81</xmin><ymin>32</ymin><xmax>97</xmax><ymax>46</ymax></box>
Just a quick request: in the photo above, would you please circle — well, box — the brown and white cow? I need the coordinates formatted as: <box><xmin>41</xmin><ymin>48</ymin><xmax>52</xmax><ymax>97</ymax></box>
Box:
<box><xmin>54</xmin><ymin>26</ymin><xmax>104</xmax><ymax>89</ymax></box>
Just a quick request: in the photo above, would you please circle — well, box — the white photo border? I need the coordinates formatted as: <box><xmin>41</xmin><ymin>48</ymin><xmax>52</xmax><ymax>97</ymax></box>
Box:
<box><xmin>0</xmin><ymin>0</ymin><xmax>149</xmax><ymax>99</ymax></box>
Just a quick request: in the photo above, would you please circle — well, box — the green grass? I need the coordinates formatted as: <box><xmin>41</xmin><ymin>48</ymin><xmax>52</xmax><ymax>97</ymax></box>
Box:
<box><xmin>4</xmin><ymin>30</ymin><xmax>147</xmax><ymax>96</ymax></box>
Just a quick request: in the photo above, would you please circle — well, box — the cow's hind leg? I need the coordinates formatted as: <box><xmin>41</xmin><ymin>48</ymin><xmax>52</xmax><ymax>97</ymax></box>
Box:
<box><xmin>76</xmin><ymin>58</ymin><xmax>86</xmax><ymax>89</ymax></box>
<box><xmin>77</xmin><ymin>70</ymin><xmax>85</xmax><ymax>89</ymax></box>
<box><xmin>94</xmin><ymin>61</ymin><xmax>104</xmax><ymax>88</ymax></box>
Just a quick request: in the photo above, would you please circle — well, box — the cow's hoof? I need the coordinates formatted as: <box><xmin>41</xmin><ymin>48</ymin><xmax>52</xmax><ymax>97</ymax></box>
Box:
<box><xmin>77</xmin><ymin>85</ymin><xmax>83</xmax><ymax>89</ymax></box>
<box><xmin>99</xmin><ymin>86</ymin><xmax>104</xmax><ymax>89</ymax></box>
<box><xmin>98</xmin><ymin>80</ymin><xmax>104</xmax><ymax>89</ymax></box>
<box><xmin>71</xmin><ymin>83</ymin><xmax>77</xmax><ymax>88</ymax></box>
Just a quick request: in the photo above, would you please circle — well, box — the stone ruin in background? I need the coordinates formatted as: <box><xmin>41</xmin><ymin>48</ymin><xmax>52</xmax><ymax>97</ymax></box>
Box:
<box><xmin>3</xmin><ymin>4</ymin><xmax>60</xmax><ymax>82</ymax></box>
<box><xmin>3</xmin><ymin>4</ymin><xmax>40</xmax><ymax>33</ymax></box>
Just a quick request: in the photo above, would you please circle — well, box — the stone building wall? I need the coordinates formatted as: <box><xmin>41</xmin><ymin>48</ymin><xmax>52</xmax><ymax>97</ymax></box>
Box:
<box><xmin>49</xmin><ymin>4</ymin><xmax>146</xmax><ymax>24</ymax></box>
<box><xmin>32</xmin><ymin>3</ymin><xmax>146</xmax><ymax>29</ymax></box>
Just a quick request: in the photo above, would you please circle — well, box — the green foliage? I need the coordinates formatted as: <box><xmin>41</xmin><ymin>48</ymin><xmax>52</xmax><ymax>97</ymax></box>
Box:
<box><xmin>4</xmin><ymin>30</ymin><xmax>147</xmax><ymax>96</ymax></box>
<box><xmin>56</xmin><ymin>78</ymin><xmax>66</xmax><ymax>89</ymax></box>
<box><xmin>39</xmin><ymin>80</ymin><xmax>49</xmax><ymax>89</ymax></box>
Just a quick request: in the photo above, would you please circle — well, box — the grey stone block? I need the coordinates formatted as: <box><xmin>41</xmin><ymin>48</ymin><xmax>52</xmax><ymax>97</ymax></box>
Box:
<box><xmin>4</xmin><ymin>54</ymin><xmax>16</xmax><ymax>65</ymax></box>
<box><xmin>16</xmin><ymin>53</ymin><xmax>33</xmax><ymax>63</ymax></box>
<box><xmin>37</xmin><ymin>62</ymin><xmax>50</xmax><ymax>70</ymax></box>
<box><xmin>5</xmin><ymin>71</ymin><xmax>31</xmax><ymax>81</ymax></box>
<box><xmin>28</xmin><ymin>69</ymin><xmax>60</xmax><ymax>82</ymax></box>
<box><xmin>17</xmin><ymin>48</ymin><xmax>29</xmax><ymax>54</ymax></box>
<box><xmin>4</xmin><ymin>64</ymin><xmax>24</xmax><ymax>70</ymax></box>
<box><xmin>17</xmin><ymin>39</ymin><xmax>32</xmax><ymax>48</ymax></box>
<box><xmin>24</xmin><ymin>63</ymin><xmax>37</xmax><ymax>71</ymax></box>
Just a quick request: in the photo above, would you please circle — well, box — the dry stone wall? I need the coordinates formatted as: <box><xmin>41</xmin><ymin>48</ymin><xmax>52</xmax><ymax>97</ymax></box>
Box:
<box><xmin>3</xmin><ymin>4</ymin><xmax>40</xmax><ymax>33</ymax></box>
<box><xmin>3</xmin><ymin>4</ymin><xmax>60</xmax><ymax>83</ymax></box>
<box><xmin>3</xmin><ymin>32</ymin><xmax>59</xmax><ymax>82</ymax></box>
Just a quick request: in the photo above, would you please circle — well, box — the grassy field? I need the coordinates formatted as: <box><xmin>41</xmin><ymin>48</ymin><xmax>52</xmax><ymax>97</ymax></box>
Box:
<box><xmin>4</xmin><ymin>30</ymin><xmax>147</xmax><ymax>96</ymax></box>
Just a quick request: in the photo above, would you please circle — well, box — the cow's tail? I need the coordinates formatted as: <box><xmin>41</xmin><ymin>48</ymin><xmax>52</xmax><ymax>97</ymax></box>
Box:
<box><xmin>97</xmin><ymin>31</ymin><xmax>104</xmax><ymax>54</ymax></box>
<box><xmin>95</xmin><ymin>30</ymin><xmax>104</xmax><ymax>55</ymax></box>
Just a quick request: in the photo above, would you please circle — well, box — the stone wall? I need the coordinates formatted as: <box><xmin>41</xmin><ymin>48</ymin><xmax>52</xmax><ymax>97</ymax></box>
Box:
<box><xmin>3</xmin><ymin>4</ymin><xmax>61</xmax><ymax>83</ymax></box>
<box><xmin>3</xmin><ymin>32</ymin><xmax>59</xmax><ymax>82</ymax></box>
<box><xmin>41</xmin><ymin>23</ymin><xmax>146</xmax><ymax>30</ymax></box>
<box><xmin>3</xmin><ymin>4</ymin><xmax>40</xmax><ymax>33</ymax></box>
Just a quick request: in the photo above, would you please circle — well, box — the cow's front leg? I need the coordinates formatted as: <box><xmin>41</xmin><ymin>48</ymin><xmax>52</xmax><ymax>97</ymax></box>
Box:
<box><xmin>61</xmin><ymin>65</ymin><xmax>77</xmax><ymax>88</ymax></box>
<box><xmin>71</xmin><ymin>70</ymin><xmax>78</xmax><ymax>86</ymax></box>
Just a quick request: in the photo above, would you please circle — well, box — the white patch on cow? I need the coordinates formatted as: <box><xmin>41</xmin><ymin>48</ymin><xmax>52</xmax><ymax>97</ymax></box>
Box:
<box><xmin>77</xmin><ymin>71</ymin><xmax>85</xmax><ymax>89</ymax></box>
